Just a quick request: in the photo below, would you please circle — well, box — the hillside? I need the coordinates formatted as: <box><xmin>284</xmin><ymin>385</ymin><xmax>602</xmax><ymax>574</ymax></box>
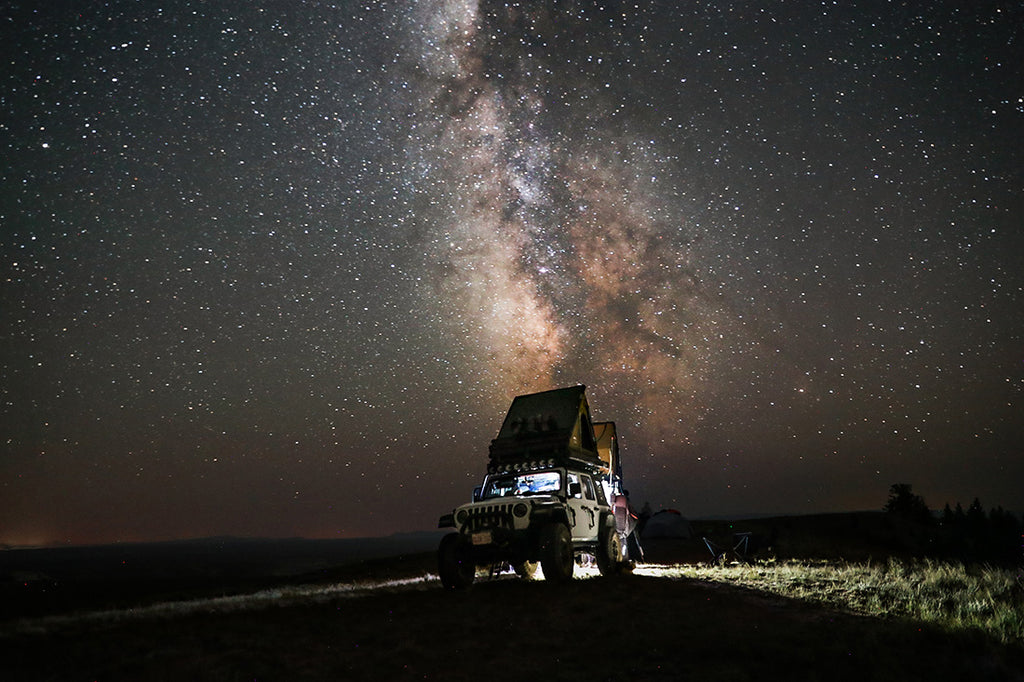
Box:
<box><xmin>2</xmin><ymin>516</ymin><xmax>1021</xmax><ymax>680</ymax></box>
<box><xmin>2</xmin><ymin>565</ymin><xmax>1022</xmax><ymax>681</ymax></box>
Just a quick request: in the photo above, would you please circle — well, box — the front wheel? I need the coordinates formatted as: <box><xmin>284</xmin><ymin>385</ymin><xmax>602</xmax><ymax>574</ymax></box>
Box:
<box><xmin>539</xmin><ymin>523</ymin><xmax>574</xmax><ymax>583</ymax></box>
<box><xmin>438</xmin><ymin>533</ymin><xmax>475</xmax><ymax>589</ymax></box>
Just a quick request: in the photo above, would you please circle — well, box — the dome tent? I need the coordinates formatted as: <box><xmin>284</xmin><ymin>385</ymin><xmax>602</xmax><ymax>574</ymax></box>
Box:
<box><xmin>641</xmin><ymin>509</ymin><xmax>692</xmax><ymax>539</ymax></box>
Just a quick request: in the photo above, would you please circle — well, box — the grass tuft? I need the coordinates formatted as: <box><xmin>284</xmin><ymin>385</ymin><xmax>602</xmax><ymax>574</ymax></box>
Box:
<box><xmin>666</xmin><ymin>559</ymin><xmax>1024</xmax><ymax>646</ymax></box>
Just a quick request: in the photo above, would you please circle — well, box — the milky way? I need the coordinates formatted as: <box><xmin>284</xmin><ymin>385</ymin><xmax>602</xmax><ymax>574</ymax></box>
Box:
<box><xmin>2</xmin><ymin>1</ymin><xmax>1022</xmax><ymax>545</ymax></box>
<box><xmin>403</xmin><ymin>1</ymin><xmax>726</xmax><ymax>434</ymax></box>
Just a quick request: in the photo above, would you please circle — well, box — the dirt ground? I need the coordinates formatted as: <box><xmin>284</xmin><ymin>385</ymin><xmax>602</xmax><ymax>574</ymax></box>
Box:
<box><xmin>2</xmin><ymin>559</ymin><xmax>1022</xmax><ymax>682</ymax></box>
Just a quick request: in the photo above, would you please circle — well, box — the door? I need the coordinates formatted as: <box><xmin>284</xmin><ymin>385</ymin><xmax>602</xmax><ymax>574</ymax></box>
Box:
<box><xmin>566</xmin><ymin>472</ymin><xmax>600</xmax><ymax>542</ymax></box>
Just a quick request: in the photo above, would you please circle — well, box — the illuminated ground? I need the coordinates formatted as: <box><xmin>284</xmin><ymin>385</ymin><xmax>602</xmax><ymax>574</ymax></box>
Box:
<box><xmin>3</xmin><ymin>559</ymin><xmax>1021</xmax><ymax>681</ymax></box>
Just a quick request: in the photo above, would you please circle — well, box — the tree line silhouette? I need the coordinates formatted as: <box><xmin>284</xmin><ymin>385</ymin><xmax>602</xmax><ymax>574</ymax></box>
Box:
<box><xmin>884</xmin><ymin>483</ymin><xmax>1022</xmax><ymax>565</ymax></box>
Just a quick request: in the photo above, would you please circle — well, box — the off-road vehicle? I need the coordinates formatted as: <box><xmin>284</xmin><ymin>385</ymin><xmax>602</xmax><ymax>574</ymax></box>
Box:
<box><xmin>437</xmin><ymin>385</ymin><xmax>634</xmax><ymax>588</ymax></box>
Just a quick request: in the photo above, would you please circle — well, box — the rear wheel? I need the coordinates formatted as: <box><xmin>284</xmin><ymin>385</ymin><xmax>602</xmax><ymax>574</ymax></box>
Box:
<box><xmin>438</xmin><ymin>533</ymin><xmax>475</xmax><ymax>589</ymax></box>
<box><xmin>539</xmin><ymin>523</ymin><xmax>574</xmax><ymax>583</ymax></box>
<box><xmin>597</xmin><ymin>527</ymin><xmax>623</xmax><ymax>576</ymax></box>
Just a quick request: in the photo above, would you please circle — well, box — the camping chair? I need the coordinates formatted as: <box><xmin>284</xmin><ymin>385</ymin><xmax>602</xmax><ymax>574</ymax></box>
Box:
<box><xmin>702</xmin><ymin>532</ymin><xmax>753</xmax><ymax>565</ymax></box>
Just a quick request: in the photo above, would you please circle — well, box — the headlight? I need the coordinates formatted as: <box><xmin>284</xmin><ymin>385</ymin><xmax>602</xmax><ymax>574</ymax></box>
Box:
<box><xmin>513</xmin><ymin>503</ymin><xmax>529</xmax><ymax>518</ymax></box>
<box><xmin>456</xmin><ymin>509</ymin><xmax>469</xmax><ymax>525</ymax></box>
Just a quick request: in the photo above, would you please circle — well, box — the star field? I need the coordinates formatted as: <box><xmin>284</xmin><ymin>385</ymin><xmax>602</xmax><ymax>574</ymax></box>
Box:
<box><xmin>2</xmin><ymin>1</ymin><xmax>1022</xmax><ymax>545</ymax></box>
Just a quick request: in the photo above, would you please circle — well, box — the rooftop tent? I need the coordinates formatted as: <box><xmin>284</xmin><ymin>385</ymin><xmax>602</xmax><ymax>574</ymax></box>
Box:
<box><xmin>488</xmin><ymin>385</ymin><xmax>601</xmax><ymax>467</ymax></box>
<box><xmin>592</xmin><ymin>420</ymin><xmax>621</xmax><ymax>482</ymax></box>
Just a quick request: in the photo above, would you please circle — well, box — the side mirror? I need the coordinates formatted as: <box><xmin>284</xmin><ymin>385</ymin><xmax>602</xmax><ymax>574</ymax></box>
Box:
<box><xmin>568</xmin><ymin>482</ymin><xmax>582</xmax><ymax>498</ymax></box>
<box><xmin>472</xmin><ymin>486</ymin><xmax>482</xmax><ymax>502</ymax></box>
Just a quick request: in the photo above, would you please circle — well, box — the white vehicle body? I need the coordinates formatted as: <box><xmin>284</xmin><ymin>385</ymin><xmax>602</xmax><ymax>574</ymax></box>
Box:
<box><xmin>437</xmin><ymin>386</ymin><xmax>635</xmax><ymax>588</ymax></box>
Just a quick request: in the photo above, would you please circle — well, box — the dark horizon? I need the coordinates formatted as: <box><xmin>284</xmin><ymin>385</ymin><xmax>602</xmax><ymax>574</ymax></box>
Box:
<box><xmin>7</xmin><ymin>502</ymin><xmax>1020</xmax><ymax>552</ymax></box>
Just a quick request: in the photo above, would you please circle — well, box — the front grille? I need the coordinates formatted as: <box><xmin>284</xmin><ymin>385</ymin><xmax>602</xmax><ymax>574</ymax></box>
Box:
<box><xmin>463</xmin><ymin>503</ymin><xmax>515</xmax><ymax>533</ymax></box>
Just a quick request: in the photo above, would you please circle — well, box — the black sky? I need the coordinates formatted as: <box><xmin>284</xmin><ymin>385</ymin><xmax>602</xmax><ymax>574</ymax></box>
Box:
<box><xmin>2</xmin><ymin>0</ymin><xmax>1022</xmax><ymax>546</ymax></box>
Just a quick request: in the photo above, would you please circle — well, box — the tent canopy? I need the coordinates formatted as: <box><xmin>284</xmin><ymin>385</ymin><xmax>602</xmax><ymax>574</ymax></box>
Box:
<box><xmin>488</xmin><ymin>385</ymin><xmax>601</xmax><ymax>466</ymax></box>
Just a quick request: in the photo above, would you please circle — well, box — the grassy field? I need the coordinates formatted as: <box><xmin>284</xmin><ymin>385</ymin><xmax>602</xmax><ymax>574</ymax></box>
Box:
<box><xmin>3</xmin><ymin>555</ymin><xmax>1024</xmax><ymax>681</ymax></box>
<box><xmin>3</xmin><ymin>516</ymin><xmax>1022</xmax><ymax>680</ymax></box>
<box><xmin>648</xmin><ymin>559</ymin><xmax>1024</xmax><ymax>646</ymax></box>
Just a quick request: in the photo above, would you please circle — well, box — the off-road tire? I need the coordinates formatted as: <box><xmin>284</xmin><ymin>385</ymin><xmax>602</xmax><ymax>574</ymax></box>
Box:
<box><xmin>596</xmin><ymin>527</ymin><xmax>623</xmax><ymax>576</ymax></box>
<box><xmin>438</xmin><ymin>533</ymin><xmax>475</xmax><ymax>589</ymax></box>
<box><xmin>539</xmin><ymin>523</ymin><xmax>574</xmax><ymax>583</ymax></box>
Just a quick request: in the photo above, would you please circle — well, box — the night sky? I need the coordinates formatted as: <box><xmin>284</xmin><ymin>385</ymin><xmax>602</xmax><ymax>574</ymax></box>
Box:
<box><xmin>3</xmin><ymin>1</ymin><xmax>1022</xmax><ymax>547</ymax></box>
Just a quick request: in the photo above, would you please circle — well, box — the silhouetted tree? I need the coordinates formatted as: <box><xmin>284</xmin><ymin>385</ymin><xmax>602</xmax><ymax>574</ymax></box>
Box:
<box><xmin>967</xmin><ymin>497</ymin><xmax>986</xmax><ymax>527</ymax></box>
<box><xmin>884</xmin><ymin>484</ymin><xmax>932</xmax><ymax>523</ymax></box>
<box><xmin>935</xmin><ymin>498</ymin><xmax>1021</xmax><ymax>564</ymax></box>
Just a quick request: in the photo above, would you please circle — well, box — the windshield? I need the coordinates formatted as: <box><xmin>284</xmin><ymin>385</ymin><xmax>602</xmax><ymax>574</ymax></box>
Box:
<box><xmin>481</xmin><ymin>471</ymin><xmax>562</xmax><ymax>499</ymax></box>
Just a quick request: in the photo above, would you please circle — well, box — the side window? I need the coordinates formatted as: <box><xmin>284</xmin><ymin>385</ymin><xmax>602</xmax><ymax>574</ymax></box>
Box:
<box><xmin>581</xmin><ymin>476</ymin><xmax>595</xmax><ymax>501</ymax></box>
<box><xmin>567</xmin><ymin>472</ymin><xmax>582</xmax><ymax>498</ymax></box>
